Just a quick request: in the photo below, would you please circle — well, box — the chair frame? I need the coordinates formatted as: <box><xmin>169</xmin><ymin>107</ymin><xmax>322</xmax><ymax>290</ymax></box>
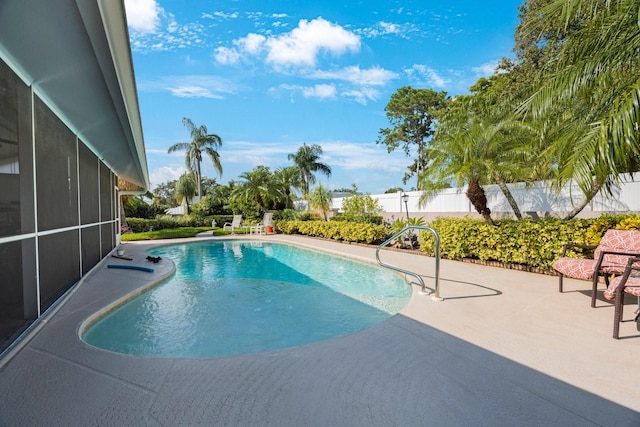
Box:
<box><xmin>613</xmin><ymin>256</ymin><xmax>640</xmax><ymax>339</ymax></box>
<box><xmin>556</xmin><ymin>236</ymin><xmax>640</xmax><ymax>307</ymax></box>
<box><xmin>223</xmin><ymin>215</ymin><xmax>243</xmax><ymax>234</ymax></box>
<box><xmin>249</xmin><ymin>213</ymin><xmax>273</xmax><ymax>235</ymax></box>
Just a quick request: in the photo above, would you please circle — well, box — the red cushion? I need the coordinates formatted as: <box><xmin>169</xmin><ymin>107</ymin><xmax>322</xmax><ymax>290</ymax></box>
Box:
<box><xmin>554</xmin><ymin>230</ymin><xmax>640</xmax><ymax>280</ymax></box>
<box><xmin>553</xmin><ymin>258</ymin><xmax>597</xmax><ymax>280</ymax></box>
<box><xmin>603</xmin><ymin>276</ymin><xmax>640</xmax><ymax>301</ymax></box>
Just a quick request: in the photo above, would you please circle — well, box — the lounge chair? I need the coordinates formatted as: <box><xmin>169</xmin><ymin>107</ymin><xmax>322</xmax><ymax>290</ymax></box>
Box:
<box><xmin>223</xmin><ymin>215</ymin><xmax>243</xmax><ymax>234</ymax></box>
<box><xmin>603</xmin><ymin>256</ymin><xmax>640</xmax><ymax>339</ymax></box>
<box><xmin>552</xmin><ymin>229</ymin><xmax>640</xmax><ymax>307</ymax></box>
<box><xmin>250</xmin><ymin>213</ymin><xmax>273</xmax><ymax>235</ymax></box>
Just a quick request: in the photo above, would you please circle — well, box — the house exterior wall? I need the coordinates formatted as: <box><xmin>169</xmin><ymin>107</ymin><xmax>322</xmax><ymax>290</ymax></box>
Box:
<box><xmin>0</xmin><ymin>57</ymin><xmax>118</xmax><ymax>353</ymax></box>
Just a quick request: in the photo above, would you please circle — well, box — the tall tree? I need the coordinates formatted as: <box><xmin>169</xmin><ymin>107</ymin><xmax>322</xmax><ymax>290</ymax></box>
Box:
<box><xmin>175</xmin><ymin>173</ymin><xmax>197</xmax><ymax>214</ymax></box>
<box><xmin>152</xmin><ymin>179</ymin><xmax>177</xmax><ymax>210</ymax></box>
<box><xmin>518</xmin><ymin>0</ymin><xmax>640</xmax><ymax>218</ymax></box>
<box><xmin>421</xmin><ymin>116</ymin><xmax>495</xmax><ymax>225</ymax></box>
<box><xmin>273</xmin><ymin>166</ymin><xmax>301</xmax><ymax>209</ymax></box>
<box><xmin>235</xmin><ymin>166</ymin><xmax>279</xmax><ymax>211</ymax></box>
<box><xmin>376</xmin><ymin>86</ymin><xmax>448</xmax><ymax>190</ymax></box>
<box><xmin>287</xmin><ymin>143</ymin><xmax>332</xmax><ymax>197</ymax></box>
<box><xmin>423</xmin><ymin>90</ymin><xmax>540</xmax><ymax>223</ymax></box>
<box><xmin>168</xmin><ymin>117</ymin><xmax>223</xmax><ymax>198</ymax></box>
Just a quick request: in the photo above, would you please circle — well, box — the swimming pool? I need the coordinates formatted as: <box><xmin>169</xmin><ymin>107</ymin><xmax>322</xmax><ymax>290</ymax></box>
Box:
<box><xmin>82</xmin><ymin>240</ymin><xmax>411</xmax><ymax>358</ymax></box>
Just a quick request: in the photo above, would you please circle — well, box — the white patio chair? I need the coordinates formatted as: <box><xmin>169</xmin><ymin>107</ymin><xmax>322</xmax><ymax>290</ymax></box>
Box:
<box><xmin>250</xmin><ymin>213</ymin><xmax>273</xmax><ymax>235</ymax></box>
<box><xmin>223</xmin><ymin>215</ymin><xmax>243</xmax><ymax>234</ymax></box>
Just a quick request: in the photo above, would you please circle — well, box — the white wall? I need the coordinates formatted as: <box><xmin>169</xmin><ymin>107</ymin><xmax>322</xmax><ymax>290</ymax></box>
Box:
<box><xmin>332</xmin><ymin>174</ymin><xmax>640</xmax><ymax>220</ymax></box>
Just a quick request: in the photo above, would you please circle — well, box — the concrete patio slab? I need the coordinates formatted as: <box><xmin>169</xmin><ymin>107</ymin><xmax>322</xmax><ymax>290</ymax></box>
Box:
<box><xmin>0</xmin><ymin>234</ymin><xmax>638</xmax><ymax>426</ymax></box>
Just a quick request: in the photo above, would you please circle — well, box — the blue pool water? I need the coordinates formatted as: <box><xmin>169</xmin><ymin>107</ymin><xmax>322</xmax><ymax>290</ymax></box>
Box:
<box><xmin>83</xmin><ymin>240</ymin><xmax>411</xmax><ymax>358</ymax></box>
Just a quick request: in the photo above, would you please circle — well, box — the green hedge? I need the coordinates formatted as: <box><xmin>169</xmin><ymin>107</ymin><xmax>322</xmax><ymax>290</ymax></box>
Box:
<box><xmin>127</xmin><ymin>213</ymin><xmax>640</xmax><ymax>272</ymax></box>
<box><xmin>125</xmin><ymin>215</ymin><xmax>234</xmax><ymax>233</ymax></box>
<box><xmin>418</xmin><ymin>215</ymin><xmax>639</xmax><ymax>271</ymax></box>
<box><xmin>277</xmin><ymin>220</ymin><xmax>389</xmax><ymax>244</ymax></box>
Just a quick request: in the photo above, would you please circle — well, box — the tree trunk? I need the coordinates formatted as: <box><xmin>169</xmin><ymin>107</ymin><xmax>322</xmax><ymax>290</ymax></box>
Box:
<box><xmin>563</xmin><ymin>177</ymin><xmax>604</xmax><ymax>220</ymax></box>
<box><xmin>285</xmin><ymin>188</ymin><xmax>291</xmax><ymax>208</ymax></box>
<box><xmin>494</xmin><ymin>174</ymin><xmax>523</xmax><ymax>220</ymax></box>
<box><xmin>119</xmin><ymin>195</ymin><xmax>129</xmax><ymax>233</ymax></box>
<box><xmin>466</xmin><ymin>179</ymin><xmax>495</xmax><ymax>225</ymax></box>
<box><xmin>196</xmin><ymin>161</ymin><xmax>202</xmax><ymax>197</ymax></box>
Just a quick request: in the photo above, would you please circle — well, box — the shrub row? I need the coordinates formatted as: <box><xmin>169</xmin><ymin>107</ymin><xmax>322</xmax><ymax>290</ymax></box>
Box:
<box><xmin>125</xmin><ymin>215</ymin><xmax>234</xmax><ymax>233</ymax></box>
<box><xmin>277</xmin><ymin>220</ymin><xmax>389</xmax><ymax>244</ymax></box>
<box><xmin>418</xmin><ymin>214</ymin><xmax>639</xmax><ymax>271</ymax></box>
<box><xmin>127</xmin><ymin>212</ymin><xmax>639</xmax><ymax>272</ymax></box>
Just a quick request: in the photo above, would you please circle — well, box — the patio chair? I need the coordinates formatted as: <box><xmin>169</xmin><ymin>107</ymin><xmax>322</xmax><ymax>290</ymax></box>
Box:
<box><xmin>249</xmin><ymin>213</ymin><xmax>273</xmax><ymax>235</ymax></box>
<box><xmin>552</xmin><ymin>229</ymin><xmax>640</xmax><ymax>307</ymax></box>
<box><xmin>603</xmin><ymin>256</ymin><xmax>640</xmax><ymax>339</ymax></box>
<box><xmin>223</xmin><ymin>215</ymin><xmax>243</xmax><ymax>234</ymax></box>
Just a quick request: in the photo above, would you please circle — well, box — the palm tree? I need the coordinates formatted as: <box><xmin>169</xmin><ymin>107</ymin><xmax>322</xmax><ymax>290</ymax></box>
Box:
<box><xmin>421</xmin><ymin>93</ymin><xmax>536</xmax><ymax>224</ymax></box>
<box><xmin>420</xmin><ymin>123</ymin><xmax>496</xmax><ymax>225</ymax></box>
<box><xmin>308</xmin><ymin>183</ymin><xmax>332</xmax><ymax>221</ymax></box>
<box><xmin>175</xmin><ymin>173</ymin><xmax>197</xmax><ymax>214</ymax></box>
<box><xmin>236</xmin><ymin>166</ymin><xmax>280</xmax><ymax>211</ymax></box>
<box><xmin>168</xmin><ymin>117</ymin><xmax>223</xmax><ymax>198</ymax></box>
<box><xmin>520</xmin><ymin>0</ymin><xmax>640</xmax><ymax>218</ymax></box>
<box><xmin>287</xmin><ymin>143</ymin><xmax>332</xmax><ymax>197</ymax></box>
<box><xmin>273</xmin><ymin>166</ymin><xmax>302</xmax><ymax>209</ymax></box>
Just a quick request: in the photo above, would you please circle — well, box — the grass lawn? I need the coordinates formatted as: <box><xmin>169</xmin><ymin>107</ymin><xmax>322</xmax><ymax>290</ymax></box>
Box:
<box><xmin>120</xmin><ymin>227</ymin><xmax>239</xmax><ymax>241</ymax></box>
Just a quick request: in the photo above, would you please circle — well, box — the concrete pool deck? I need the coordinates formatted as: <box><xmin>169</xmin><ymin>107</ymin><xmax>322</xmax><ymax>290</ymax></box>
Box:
<box><xmin>0</xmin><ymin>234</ymin><xmax>639</xmax><ymax>425</ymax></box>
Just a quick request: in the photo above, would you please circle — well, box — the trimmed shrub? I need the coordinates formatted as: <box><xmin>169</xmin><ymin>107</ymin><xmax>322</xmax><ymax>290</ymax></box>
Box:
<box><xmin>614</xmin><ymin>216</ymin><xmax>640</xmax><ymax>230</ymax></box>
<box><xmin>277</xmin><ymin>220</ymin><xmax>389</xmax><ymax>244</ymax></box>
<box><xmin>417</xmin><ymin>215</ymin><xmax>640</xmax><ymax>271</ymax></box>
<box><xmin>125</xmin><ymin>214</ymin><xmax>234</xmax><ymax>233</ymax></box>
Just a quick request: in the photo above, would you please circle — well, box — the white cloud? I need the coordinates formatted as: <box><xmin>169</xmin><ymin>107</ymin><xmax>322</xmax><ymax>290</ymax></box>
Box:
<box><xmin>215</xmin><ymin>18</ymin><xmax>360</xmax><ymax>69</ymax></box>
<box><xmin>214</xmin><ymin>33</ymin><xmax>266</xmax><ymax>65</ymax></box>
<box><xmin>358</xmin><ymin>21</ymin><xmax>417</xmax><ymax>39</ymax></box>
<box><xmin>304</xmin><ymin>66</ymin><xmax>397</xmax><ymax>105</ymax></box>
<box><xmin>404</xmin><ymin>64</ymin><xmax>450</xmax><ymax>88</ymax></box>
<box><xmin>322</xmin><ymin>142</ymin><xmax>406</xmax><ymax>173</ymax></box>
<box><xmin>209</xmin><ymin>11</ymin><xmax>240</xmax><ymax>19</ymax></box>
<box><xmin>127</xmin><ymin>5</ymin><xmax>208</xmax><ymax>52</ymax></box>
<box><xmin>137</xmin><ymin>75</ymin><xmax>238</xmax><ymax>99</ymax></box>
<box><xmin>269</xmin><ymin>84</ymin><xmax>337</xmax><ymax>101</ymax></box>
<box><xmin>302</xmin><ymin>84</ymin><xmax>337</xmax><ymax>99</ymax></box>
<box><xmin>265</xmin><ymin>18</ymin><xmax>360</xmax><ymax>67</ymax></box>
<box><xmin>124</xmin><ymin>0</ymin><xmax>162</xmax><ymax>33</ymax></box>
<box><xmin>236</xmin><ymin>33</ymin><xmax>266</xmax><ymax>55</ymax></box>
<box><xmin>342</xmin><ymin>87</ymin><xmax>381</xmax><ymax>105</ymax></box>
<box><xmin>310</xmin><ymin>65</ymin><xmax>397</xmax><ymax>86</ymax></box>
<box><xmin>214</xmin><ymin>46</ymin><xmax>242</xmax><ymax>65</ymax></box>
<box><xmin>220</xmin><ymin>140</ymin><xmax>293</xmax><ymax>168</ymax></box>
<box><xmin>149</xmin><ymin>166</ymin><xmax>186</xmax><ymax>188</ymax></box>
<box><xmin>472</xmin><ymin>60</ymin><xmax>500</xmax><ymax>76</ymax></box>
<box><xmin>266</xmin><ymin>66</ymin><xmax>396</xmax><ymax>105</ymax></box>
<box><xmin>168</xmin><ymin>86</ymin><xmax>224</xmax><ymax>99</ymax></box>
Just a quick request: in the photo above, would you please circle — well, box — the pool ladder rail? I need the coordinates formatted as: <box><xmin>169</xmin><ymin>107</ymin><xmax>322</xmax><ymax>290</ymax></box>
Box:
<box><xmin>376</xmin><ymin>225</ymin><xmax>443</xmax><ymax>301</ymax></box>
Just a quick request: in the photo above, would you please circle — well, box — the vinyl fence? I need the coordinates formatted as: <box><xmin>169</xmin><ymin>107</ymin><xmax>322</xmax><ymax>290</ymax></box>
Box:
<box><xmin>331</xmin><ymin>174</ymin><xmax>640</xmax><ymax>221</ymax></box>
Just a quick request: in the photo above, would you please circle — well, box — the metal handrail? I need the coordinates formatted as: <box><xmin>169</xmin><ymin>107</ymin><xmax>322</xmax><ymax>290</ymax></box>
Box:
<box><xmin>376</xmin><ymin>225</ymin><xmax>442</xmax><ymax>301</ymax></box>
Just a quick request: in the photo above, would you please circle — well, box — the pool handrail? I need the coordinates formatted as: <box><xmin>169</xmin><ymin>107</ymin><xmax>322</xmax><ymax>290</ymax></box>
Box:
<box><xmin>376</xmin><ymin>225</ymin><xmax>442</xmax><ymax>301</ymax></box>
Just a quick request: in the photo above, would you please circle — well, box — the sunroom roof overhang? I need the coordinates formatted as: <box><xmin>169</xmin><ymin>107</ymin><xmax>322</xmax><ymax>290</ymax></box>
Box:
<box><xmin>0</xmin><ymin>0</ymin><xmax>149</xmax><ymax>189</ymax></box>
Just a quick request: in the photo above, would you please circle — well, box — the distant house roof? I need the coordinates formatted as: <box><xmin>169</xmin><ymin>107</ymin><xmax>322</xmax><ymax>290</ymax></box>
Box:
<box><xmin>0</xmin><ymin>0</ymin><xmax>149</xmax><ymax>189</ymax></box>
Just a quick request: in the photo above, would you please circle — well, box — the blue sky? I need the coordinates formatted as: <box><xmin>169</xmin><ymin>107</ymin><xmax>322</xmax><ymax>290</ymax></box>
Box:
<box><xmin>124</xmin><ymin>0</ymin><xmax>523</xmax><ymax>194</ymax></box>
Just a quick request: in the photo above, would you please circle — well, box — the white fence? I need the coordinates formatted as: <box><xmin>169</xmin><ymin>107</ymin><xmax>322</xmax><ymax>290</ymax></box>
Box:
<box><xmin>331</xmin><ymin>174</ymin><xmax>640</xmax><ymax>220</ymax></box>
